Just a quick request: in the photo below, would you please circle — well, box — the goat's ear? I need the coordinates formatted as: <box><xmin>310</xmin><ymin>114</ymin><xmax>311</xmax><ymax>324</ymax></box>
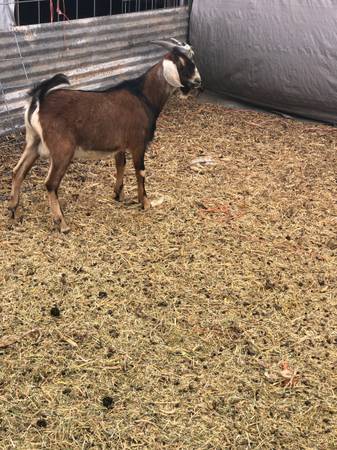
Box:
<box><xmin>162</xmin><ymin>60</ymin><xmax>183</xmax><ymax>88</ymax></box>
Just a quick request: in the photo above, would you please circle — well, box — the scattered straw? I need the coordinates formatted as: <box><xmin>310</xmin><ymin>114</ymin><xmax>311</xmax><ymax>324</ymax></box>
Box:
<box><xmin>0</xmin><ymin>93</ymin><xmax>336</xmax><ymax>449</ymax></box>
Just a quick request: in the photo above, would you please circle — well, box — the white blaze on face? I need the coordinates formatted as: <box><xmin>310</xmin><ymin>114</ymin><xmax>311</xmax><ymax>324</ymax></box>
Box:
<box><xmin>190</xmin><ymin>66</ymin><xmax>201</xmax><ymax>85</ymax></box>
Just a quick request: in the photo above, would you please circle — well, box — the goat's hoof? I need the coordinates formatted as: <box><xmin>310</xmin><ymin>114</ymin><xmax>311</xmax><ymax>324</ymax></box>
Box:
<box><xmin>53</xmin><ymin>218</ymin><xmax>70</xmax><ymax>234</ymax></box>
<box><xmin>142</xmin><ymin>198</ymin><xmax>151</xmax><ymax>210</ymax></box>
<box><xmin>8</xmin><ymin>207</ymin><xmax>16</xmax><ymax>219</ymax></box>
<box><xmin>114</xmin><ymin>191</ymin><xmax>125</xmax><ymax>202</ymax></box>
<box><xmin>60</xmin><ymin>225</ymin><xmax>71</xmax><ymax>234</ymax></box>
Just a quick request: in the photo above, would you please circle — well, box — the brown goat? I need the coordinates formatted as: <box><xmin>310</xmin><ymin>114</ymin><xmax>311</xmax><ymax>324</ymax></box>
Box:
<box><xmin>8</xmin><ymin>39</ymin><xmax>201</xmax><ymax>232</ymax></box>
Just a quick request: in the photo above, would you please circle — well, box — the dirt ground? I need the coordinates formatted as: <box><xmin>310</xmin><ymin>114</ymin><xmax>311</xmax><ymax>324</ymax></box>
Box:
<box><xmin>0</xmin><ymin>94</ymin><xmax>336</xmax><ymax>449</ymax></box>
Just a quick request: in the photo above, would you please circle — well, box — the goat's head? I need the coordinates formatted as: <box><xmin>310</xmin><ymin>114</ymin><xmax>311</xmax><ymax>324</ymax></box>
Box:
<box><xmin>152</xmin><ymin>38</ymin><xmax>202</xmax><ymax>95</ymax></box>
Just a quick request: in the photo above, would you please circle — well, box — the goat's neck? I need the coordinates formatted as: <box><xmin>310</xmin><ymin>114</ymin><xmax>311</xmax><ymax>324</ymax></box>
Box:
<box><xmin>142</xmin><ymin>62</ymin><xmax>174</xmax><ymax>115</ymax></box>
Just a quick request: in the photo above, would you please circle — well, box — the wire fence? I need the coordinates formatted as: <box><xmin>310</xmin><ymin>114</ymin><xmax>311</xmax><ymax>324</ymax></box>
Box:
<box><xmin>1</xmin><ymin>0</ymin><xmax>187</xmax><ymax>26</ymax></box>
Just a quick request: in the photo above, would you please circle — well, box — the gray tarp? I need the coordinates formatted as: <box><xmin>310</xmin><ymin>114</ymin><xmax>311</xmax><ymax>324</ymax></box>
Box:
<box><xmin>0</xmin><ymin>1</ymin><xmax>15</xmax><ymax>31</ymax></box>
<box><xmin>190</xmin><ymin>0</ymin><xmax>337</xmax><ymax>123</ymax></box>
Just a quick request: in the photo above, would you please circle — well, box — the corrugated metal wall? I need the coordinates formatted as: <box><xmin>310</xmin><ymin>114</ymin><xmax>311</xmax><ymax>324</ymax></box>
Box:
<box><xmin>0</xmin><ymin>7</ymin><xmax>189</xmax><ymax>135</ymax></box>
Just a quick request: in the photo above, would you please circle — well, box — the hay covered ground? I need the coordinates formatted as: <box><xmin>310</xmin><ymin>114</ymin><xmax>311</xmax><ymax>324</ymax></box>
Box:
<box><xmin>0</xmin><ymin>94</ymin><xmax>336</xmax><ymax>449</ymax></box>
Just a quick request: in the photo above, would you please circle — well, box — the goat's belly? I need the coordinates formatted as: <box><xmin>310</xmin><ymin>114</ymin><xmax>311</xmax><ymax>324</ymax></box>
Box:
<box><xmin>73</xmin><ymin>147</ymin><xmax>117</xmax><ymax>160</ymax></box>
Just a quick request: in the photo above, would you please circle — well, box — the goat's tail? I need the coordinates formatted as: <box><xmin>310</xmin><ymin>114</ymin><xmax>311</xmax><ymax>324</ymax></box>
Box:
<box><xmin>26</xmin><ymin>73</ymin><xmax>70</xmax><ymax>128</ymax></box>
<box><xmin>28</xmin><ymin>73</ymin><xmax>70</xmax><ymax>104</ymax></box>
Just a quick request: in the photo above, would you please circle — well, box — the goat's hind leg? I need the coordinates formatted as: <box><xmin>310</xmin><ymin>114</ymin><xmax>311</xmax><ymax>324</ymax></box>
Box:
<box><xmin>45</xmin><ymin>147</ymin><xmax>74</xmax><ymax>233</ymax></box>
<box><xmin>8</xmin><ymin>135</ymin><xmax>40</xmax><ymax>218</ymax></box>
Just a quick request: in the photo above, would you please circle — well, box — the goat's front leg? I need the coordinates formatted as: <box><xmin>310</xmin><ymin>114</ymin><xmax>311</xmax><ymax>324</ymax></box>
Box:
<box><xmin>8</xmin><ymin>139</ymin><xmax>39</xmax><ymax>218</ymax></box>
<box><xmin>45</xmin><ymin>149</ymin><xmax>74</xmax><ymax>233</ymax></box>
<box><xmin>114</xmin><ymin>151</ymin><xmax>126</xmax><ymax>202</ymax></box>
<box><xmin>132</xmin><ymin>150</ymin><xmax>151</xmax><ymax>210</ymax></box>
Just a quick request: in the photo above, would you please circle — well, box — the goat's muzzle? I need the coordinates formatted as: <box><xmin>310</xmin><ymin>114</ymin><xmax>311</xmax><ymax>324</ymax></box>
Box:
<box><xmin>193</xmin><ymin>78</ymin><xmax>202</xmax><ymax>88</ymax></box>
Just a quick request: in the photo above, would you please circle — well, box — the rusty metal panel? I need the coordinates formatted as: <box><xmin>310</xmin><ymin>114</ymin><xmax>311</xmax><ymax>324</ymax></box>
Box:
<box><xmin>0</xmin><ymin>7</ymin><xmax>189</xmax><ymax>135</ymax></box>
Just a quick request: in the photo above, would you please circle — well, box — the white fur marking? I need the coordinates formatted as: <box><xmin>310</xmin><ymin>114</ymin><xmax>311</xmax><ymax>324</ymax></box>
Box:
<box><xmin>73</xmin><ymin>147</ymin><xmax>118</xmax><ymax>160</ymax></box>
<box><xmin>190</xmin><ymin>67</ymin><xmax>201</xmax><ymax>84</ymax></box>
<box><xmin>24</xmin><ymin>105</ymin><xmax>38</xmax><ymax>149</ymax></box>
<box><xmin>29</xmin><ymin>105</ymin><xmax>51</xmax><ymax>159</ymax></box>
<box><xmin>47</xmin><ymin>84</ymin><xmax>71</xmax><ymax>94</ymax></box>
<box><xmin>162</xmin><ymin>60</ymin><xmax>183</xmax><ymax>88</ymax></box>
<box><xmin>179</xmin><ymin>57</ymin><xmax>185</xmax><ymax>66</ymax></box>
<box><xmin>182</xmin><ymin>43</ymin><xmax>194</xmax><ymax>59</ymax></box>
<box><xmin>38</xmin><ymin>142</ymin><xmax>50</xmax><ymax>159</ymax></box>
<box><xmin>25</xmin><ymin>126</ymin><xmax>36</xmax><ymax>148</ymax></box>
